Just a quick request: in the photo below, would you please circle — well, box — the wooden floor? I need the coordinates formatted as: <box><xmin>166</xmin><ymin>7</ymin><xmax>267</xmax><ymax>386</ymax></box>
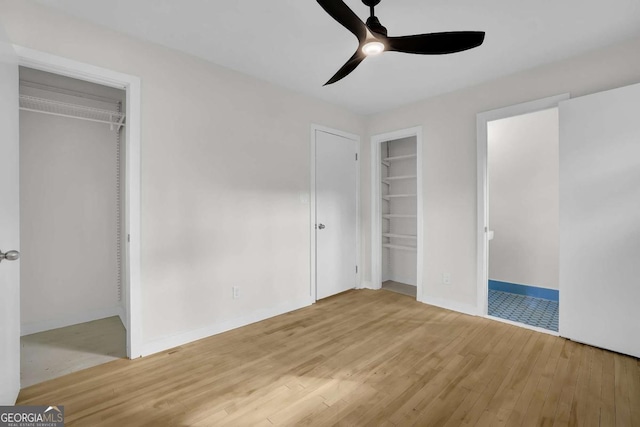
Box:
<box><xmin>21</xmin><ymin>316</ymin><xmax>126</xmax><ymax>387</ymax></box>
<box><xmin>17</xmin><ymin>290</ymin><xmax>640</xmax><ymax>426</ymax></box>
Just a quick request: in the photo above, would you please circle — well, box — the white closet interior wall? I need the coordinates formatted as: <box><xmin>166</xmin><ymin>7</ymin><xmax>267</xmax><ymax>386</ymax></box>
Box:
<box><xmin>19</xmin><ymin>67</ymin><xmax>126</xmax><ymax>335</ymax></box>
<box><xmin>381</xmin><ymin>136</ymin><xmax>417</xmax><ymax>286</ymax></box>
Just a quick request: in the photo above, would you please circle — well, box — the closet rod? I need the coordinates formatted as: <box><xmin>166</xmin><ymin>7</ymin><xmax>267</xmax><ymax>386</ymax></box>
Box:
<box><xmin>19</xmin><ymin>107</ymin><xmax>127</xmax><ymax>130</ymax></box>
<box><xmin>19</xmin><ymin>95</ymin><xmax>126</xmax><ymax>131</ymax></box>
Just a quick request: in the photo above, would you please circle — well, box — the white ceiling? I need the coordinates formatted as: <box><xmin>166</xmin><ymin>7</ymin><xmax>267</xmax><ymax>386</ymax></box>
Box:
<box><xmin>36</xmin><ymin>0</ymin><xmax>640</xmax><ymax>114</ymax></box>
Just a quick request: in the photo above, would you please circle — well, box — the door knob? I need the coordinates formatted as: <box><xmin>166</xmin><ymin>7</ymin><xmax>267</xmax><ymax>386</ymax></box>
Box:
<box><xmin>0</xmin><ymin>250</ymin><xmax>20</xmax><ymax>263</ymax></box>
<box><xmin>318</xmin><ymin>224</ymin><xmax>326</xmax><ymax>230</ymax></box>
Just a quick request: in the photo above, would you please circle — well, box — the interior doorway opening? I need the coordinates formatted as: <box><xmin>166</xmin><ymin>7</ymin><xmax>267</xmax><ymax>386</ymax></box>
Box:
<box><xmin>371</xmin><ymin>127</ymin><xmax>423</xmax><ymax>301</ymax></box>
<box><xmin>13</xmin><ymin>46</ymin><xmax>143</xmax><ymax>365</ymax></box>
<box><xmin>486</xmin><ymin>108</ymin><xmax>560</xmax><ymax>333</ymax></box>
<box><xmin>477</xmin><ymin>94</ymin><xmax>569</xmax><ymax>334</ymax></box>
<box><xmin>380</xmin><ymin>137</ymin><xmax>418</xmax><ymax>298</ymax></box>
<box><xmin>19</xmin><ymin>67</ymin><xmax>127</xmax><ymax>387</ymax></box>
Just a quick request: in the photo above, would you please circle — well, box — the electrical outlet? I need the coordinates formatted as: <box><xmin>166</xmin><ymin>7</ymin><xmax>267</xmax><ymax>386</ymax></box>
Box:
<box><xmin>232</xmin><ymin>286</ymin><xmax>240</xmax><ymax>299</ymax></box>
<box><xmin>442</xmin><ymin>273</ymin><xmax>451</xmax><ymax>286</ymax></box>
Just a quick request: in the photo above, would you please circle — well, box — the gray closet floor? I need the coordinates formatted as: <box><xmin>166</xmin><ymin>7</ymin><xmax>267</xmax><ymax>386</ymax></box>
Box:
<box><xmin>21</xmin><ymin>316</ymin><xmax>126</xmax><ymax>388</ymax></box>
<box><xmin>382</xmin><ymin>280</ymin><xmax>417</xmax><ymax>298</ymax></box>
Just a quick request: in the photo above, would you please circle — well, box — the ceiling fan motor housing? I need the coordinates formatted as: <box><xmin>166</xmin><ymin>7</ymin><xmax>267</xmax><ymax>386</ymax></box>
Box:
<box><xmin>366</xmin><ymin>16</ymin><xmax>388</xmax><ymax>37</ymax></box>
<box><xmin>362</xmin><ymin>0</ymin><xmax>387</xmax><ymax>36</ymax></box>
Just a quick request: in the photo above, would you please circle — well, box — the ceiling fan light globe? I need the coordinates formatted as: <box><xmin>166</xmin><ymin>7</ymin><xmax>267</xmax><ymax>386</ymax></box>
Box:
<box><xmin>362</xmin><ymin>41</ymin><xmax>385</xmax><ymax>56</ymax></box>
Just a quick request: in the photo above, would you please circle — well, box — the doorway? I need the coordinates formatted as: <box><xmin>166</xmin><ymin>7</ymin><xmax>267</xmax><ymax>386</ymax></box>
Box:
<box><xmin>310</xmin><ymin>126</ymin><xmax>360</xmax><ymax>301</ymax></box>
<box><xmin>19</xmin><ymin>67</ymin><xmax>127</xmax><ymax>386</ymax></box>
<box><xmin>0</xmin><ymin>40</ymin><xmax>144</xmax><ymax>403</ymax></box>
<box><xmin>477</xmin><ymin>94</ymin><xmax>568</xmax><ymax>333</ymax></box>
<box><xmin>14</xmin><ymin>47</ymin><xmax>142</xmax><ymax>360</ymax></box>
<box><xmin>486</xmin><ymin>108</ymin><xmax>559</xmax><ymax>332</ymax></box>
<box><xmin>371</xmin><ymin>127</ymin><xmax>424</xmax><ymax>300</ymax></box>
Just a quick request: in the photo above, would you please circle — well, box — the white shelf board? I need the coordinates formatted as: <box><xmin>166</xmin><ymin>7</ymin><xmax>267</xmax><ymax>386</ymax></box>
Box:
<box><xmin>383</xmin><ymin>154</ymin><xmax>417</xmax><ymax>162</ymax></box>
<box><xmin>382</xmin><ymin>175</ymin><xmax>417</xmax><ymax>184</ymax></box>
<box><xmin>383</xmin><ymin>244</ymin><xmax>417</xmax><ymax>252</ymax></box>
<box><xmin>383</xmin><ymin>233</ymin><xmax>417</xmax><ymax>240</ymax></box>
<box><xmin>382</xmin><ymin>194</ymin><xmax>417</xmax><ymax>201</ymax></box>
<box><xmin>382</xmin><ymin>214</ymin><xmax>417</xmax><ymax>219</ymax></box>
<box><xmin>19</xmin><ymin>94</ymin><xmax>125</xmax><ymax>131</ymax></box>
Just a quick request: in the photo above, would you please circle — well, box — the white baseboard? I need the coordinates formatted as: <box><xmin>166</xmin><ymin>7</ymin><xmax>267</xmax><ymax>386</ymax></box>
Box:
<box><xmin>21</xmin><ymin>305</ymin><xmax>125</xmax><ymax>336</ymax></box>
<box><xmin>140</xmin><ymin>298</ymin><xmax>314</xmax><ymax>358</ymax></box>
<box><xmin>421</xmin><ymin>296</ymin><xmax>479</xmax><ymax>317</ymax></box>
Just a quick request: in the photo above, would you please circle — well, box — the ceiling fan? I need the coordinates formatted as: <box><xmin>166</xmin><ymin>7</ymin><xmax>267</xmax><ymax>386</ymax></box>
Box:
<box><xmin>317</xmin><ymin>0</ymin><xmax>485</xmax><ymax>85</ymax></box>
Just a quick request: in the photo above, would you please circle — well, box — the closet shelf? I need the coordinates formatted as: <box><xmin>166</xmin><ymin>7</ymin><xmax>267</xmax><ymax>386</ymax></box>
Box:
<box><xmin>382</xmin><ymin>194</ymin><xmax>417</xmax><ymax>201</ymax></box>
<box><xmin>383</xmin><ymin>244</ymin><xmax>417</xmax><ymax>252</ymax></box>
<box><xmin>382</xmin><ymin>214</ymin><xmax>417</xmax><ymax>219</ymax></box>
<box><xmin>383</xmin><ymin>233</ymin><xmax>417</xmax><ymax>240</ymax></box>
<box><xmin>19</xmin><ymin>95</ymin><xmax>126</xmax><ymax>131</ymax></box>
<box><xmin>382</xmin><ymin>175</ymin><xmax>417</xmax><ymax>184</ymax></box>
<box><xmin>383</xmin><ymin>154</ymin><xmax>417</xmax><ymax>162</ymax></box>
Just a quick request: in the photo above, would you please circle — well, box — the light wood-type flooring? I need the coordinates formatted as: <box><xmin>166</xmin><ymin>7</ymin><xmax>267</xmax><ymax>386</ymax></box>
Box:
<box><xmin>21</xmin><ymin>316</ymin><xmax>126</xmax><ymax>387</ymax></box>
<box><xmin>17</xmin><ymin>290</ymin><xmax>640</xmax><ymax>426</ymax></box>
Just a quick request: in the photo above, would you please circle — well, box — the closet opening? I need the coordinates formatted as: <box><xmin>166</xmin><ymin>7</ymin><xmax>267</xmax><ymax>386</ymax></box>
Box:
<box><xmin>371</xmin><ymin>127</ymin><xmax>423</xmax><ymax>300</ymax></box>
<box><xmin>381</xmin><ymin>137</ymin><xmax>418</xmax><ymax>296</ymax></box>
<box><xmin>18</xmin><ymin>66</ymin><xmax>127</xmax><ymax>387</ymax></box>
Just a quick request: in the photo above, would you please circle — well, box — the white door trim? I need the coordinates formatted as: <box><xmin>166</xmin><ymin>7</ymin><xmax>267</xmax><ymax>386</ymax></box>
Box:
<box><xmin>370</xmin><ymin>126</ymin><xmax>424</xmax><ymax>302</ymax></box>
<box><xmin>14</xmin><ymin>45</ymin><xmax>142</xmax><ymax>358</ymax></box>
<box><xmin>310</xmin><ymin>124</ymin><xmax>361</xmax><ymax>301</ymax></box>
<box><xmin>476</xmin><ymin>94</ymin><xmax>569</xmax><ymax>316</ymax></box>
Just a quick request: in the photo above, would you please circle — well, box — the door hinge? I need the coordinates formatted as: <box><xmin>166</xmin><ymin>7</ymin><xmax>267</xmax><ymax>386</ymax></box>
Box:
<box><xmin>128</xmin><ymin>234</ymin><xmax>131</xmax><ymax>242</ymax></box>
<box><xmin>355</xmin><ymin>153</ymin><xmax>358</xmax><ymax>161</ymax></box>
<box><xmin>356</xmin><ymin>265</ymin><xmax>358</xmax><ymax>273</ymax></box>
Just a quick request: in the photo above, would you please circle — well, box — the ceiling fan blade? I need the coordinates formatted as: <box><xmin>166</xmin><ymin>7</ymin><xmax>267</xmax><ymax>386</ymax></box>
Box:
<box><xmin>317</xmin><ymin>0</ymin><xmax>369</xmax><ymax>43</ymax></box>
<box><xmin>324</xmin><ymin>50</ymin><xmax>366</xmax><ymax>86</ymax></box>
<box><xmin>387</xmin><ymin>31</ymin><xmax>485</xmax><ymax>55</ymax></box>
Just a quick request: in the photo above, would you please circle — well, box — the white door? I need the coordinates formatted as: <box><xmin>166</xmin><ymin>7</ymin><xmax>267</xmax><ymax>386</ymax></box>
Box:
<box><xmin>0</xmin><ymin>27</ymin><xmax>21</xmax><ymax>404</ymax></box>
<box><xmin>315</xmin><ymin>130</ymin><xmax>357</xmax><ymax>300</ymax></box>
<box><xmin>559</xmin><ymin>82</ymin><xmax>640</xmax><ymax>358</ymax></box>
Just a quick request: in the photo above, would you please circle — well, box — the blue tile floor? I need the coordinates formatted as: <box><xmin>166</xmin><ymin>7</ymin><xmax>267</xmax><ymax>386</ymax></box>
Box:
<box><xmin>488</xmin><ymin>290</ymin><xmax>559</xmax><ymax>332</ymax></box>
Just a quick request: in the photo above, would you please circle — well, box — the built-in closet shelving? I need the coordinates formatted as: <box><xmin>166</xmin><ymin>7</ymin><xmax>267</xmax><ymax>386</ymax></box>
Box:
<box><xmin>382</xmin><ymin>243</ymin><xmax>417</xmax><ymax>252</ymax></box>
<box><xmin>382</xmin><ymin>233</ymin><xmax>417</xmax><ymax>240</ymax></box>
<box><xmin>381</xmin><ymin>137</ymin><xmax>418</xmax><ymax>286</ymax></box>
<box><xmin>19</xmin><ymin>95</ymin><xmax>126</xmax><ymax>131</ymax></box>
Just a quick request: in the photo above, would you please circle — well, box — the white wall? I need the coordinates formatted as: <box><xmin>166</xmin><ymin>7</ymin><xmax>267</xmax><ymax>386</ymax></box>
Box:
<box><xmin>363</xmin><ymin>35</ymin><xmax>640</xmax><ymax>312</ymax></box>
<box><xmin>487</xmin><ymin>108</ymin><xmax>559</xmax><ymax>289</ymax></box>
<box><xmin>0</xmin><ymin>1</ymin><xmax>365</xmax><ymax>353</ymax></box>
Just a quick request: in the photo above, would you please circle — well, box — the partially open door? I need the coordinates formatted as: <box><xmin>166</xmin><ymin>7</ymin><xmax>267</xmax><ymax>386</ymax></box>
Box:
<box><xmin>0</xmin><ymin>26</ymin><xmax>21</xmax><ymax>404</ymax></box>
<box><xmin>559</xmin><ymin>82</ymin><xmax>640</xmax><ymax>358</ymax></box>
